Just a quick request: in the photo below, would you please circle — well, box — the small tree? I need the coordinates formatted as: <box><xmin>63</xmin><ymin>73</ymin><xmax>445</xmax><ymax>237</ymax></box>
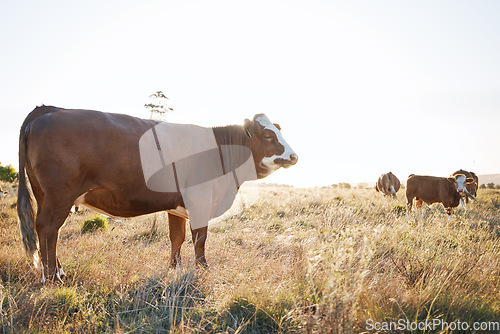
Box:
<box><xmin>144</xmin><ymin>91</ymin><xmax>173</xmax><ymax>120</ymax></box>
<box><xmin>143</xmin><ymin>91</ymin><xmax>173</xmax><ymax>234</ymax></box>
<box><xmin>0</xmin><ymin>164</ymin><xmax>18</xmax><ymax>182</ymax></box>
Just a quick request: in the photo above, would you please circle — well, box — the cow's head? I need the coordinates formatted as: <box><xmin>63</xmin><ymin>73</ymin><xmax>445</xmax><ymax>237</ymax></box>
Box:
<box><xmin>244</xmin><ymin>114</ymin><xmax>298</xmax><ymax>178</ymax></box>
<box><xmin>449</xmin><ymin>174</ymin><xmax>476</xmax><ymax>200</ymax></box>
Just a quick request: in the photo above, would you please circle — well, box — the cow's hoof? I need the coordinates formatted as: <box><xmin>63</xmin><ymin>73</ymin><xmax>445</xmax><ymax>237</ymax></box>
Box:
<box><xmin>196</xmin><ymin>260</ymin><xmax>209</xmax><ymax>270</ymax></box>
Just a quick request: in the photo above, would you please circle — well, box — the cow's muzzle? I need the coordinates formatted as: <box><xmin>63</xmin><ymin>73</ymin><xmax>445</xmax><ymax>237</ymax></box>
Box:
<box><xmin>274</xmin><ymin>154</ymin><xmax>298</xmax><ymax>168</ymax></box>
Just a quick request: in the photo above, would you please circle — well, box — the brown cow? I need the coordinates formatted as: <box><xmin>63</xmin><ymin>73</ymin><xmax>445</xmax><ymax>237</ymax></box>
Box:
<box><xmin>406</xmin><ymin>174</ymin><xmax>476</xmax><ymax>218</ymax></box>
<box><xmin>18</xmin><ymin>106</ymin><xmax>298</xmax><ymax>283</ymax></box>
<box><xmin>451</xmin><ymin>169</ymin><xmax>478</xmax><ymax>208</ymax></box>
<box><xmin>375</xmin><ymin>172</ymin><xmax>400</xmax><ymax>198</ymax></box>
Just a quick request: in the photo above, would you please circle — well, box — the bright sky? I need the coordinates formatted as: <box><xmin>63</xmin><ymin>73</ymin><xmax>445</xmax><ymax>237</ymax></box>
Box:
<box><xmin>1</xmin><ymin>0</ymin><xmax>499</xmax><ymax>187</ymax></box>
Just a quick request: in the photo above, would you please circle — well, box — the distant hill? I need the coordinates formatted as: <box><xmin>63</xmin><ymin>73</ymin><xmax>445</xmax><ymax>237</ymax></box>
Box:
<box><xmin>478</xmin><ymin>174</ymin><xmax>500</xmax><ymax>186</ymax></box>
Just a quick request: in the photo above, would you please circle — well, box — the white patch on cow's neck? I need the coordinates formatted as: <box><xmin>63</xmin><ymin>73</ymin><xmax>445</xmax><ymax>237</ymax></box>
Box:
<box><xmin>254</xmin><ymin>115</ymin><xmax>296</xmax><ymax>175</ymax></box>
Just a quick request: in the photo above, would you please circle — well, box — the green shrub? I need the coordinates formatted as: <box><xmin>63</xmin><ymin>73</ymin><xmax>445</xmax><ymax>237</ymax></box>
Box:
<box><xmin>81</xmin><ymin>216</ymin><xmax>108</xmax><ymax>233</ymax></box>
<box><xmin>50</xmin><ymin>287</ymin><xmax>80</xmax><ymax>316</ymax></box>
<box><xmin>0</xmin><ymin>164</ymin><xmax>18</xmax><ymax>182</ymax></box>
<box><xmin>392</xmin><ymin>204</ymin><xmax>407</xmax><ymax>216</ymax></box>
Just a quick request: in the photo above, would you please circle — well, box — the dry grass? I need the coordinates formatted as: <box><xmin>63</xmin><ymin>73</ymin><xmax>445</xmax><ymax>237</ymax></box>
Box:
<box><xmin>0</xmin><ymin>181</ymin><xmax>499</xmax><ymax>333</ymax></box>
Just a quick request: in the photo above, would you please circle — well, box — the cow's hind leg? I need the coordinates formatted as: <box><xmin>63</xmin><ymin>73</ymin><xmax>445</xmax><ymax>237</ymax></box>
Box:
<box><xmin>191</xmin><ymin>226</ymin><xmax>208</xmax><ymax>268</ymax></box>
<box><xmin>36</xmin><ymin>198</ymin><xmax>72</xmax><ymax>283</ymax></box>
<box><xmin>406</xmin><ymin>195</ymin><xmax>414</xmax><ymax>220</ymax></box>
<box><xmin>168</xmin><ymin>213</ymin><xmax>186</xmax><ymax>267</ymax></box>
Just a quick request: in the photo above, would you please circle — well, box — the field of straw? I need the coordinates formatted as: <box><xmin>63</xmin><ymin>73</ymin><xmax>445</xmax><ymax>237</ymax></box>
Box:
<box><xmin>0</xmin><ymin>180</ymin><xmax>499</xmax><ymax>333</ymax></box>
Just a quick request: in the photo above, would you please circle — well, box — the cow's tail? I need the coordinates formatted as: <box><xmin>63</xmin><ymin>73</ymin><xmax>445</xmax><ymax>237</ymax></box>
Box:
<box><xmin>390</xmin><ymin>185</ymin><xmax>397</xmax><ymax>197</ymax></box>
<box><xmin>18</xmin><ymin>126</ymin><xmax>39</xmax><ymax>267</ymax></box>
<box><xmin>17</xmin><ymin>106</ymin><xmax>57</xmax><ymax>268</ymax></box>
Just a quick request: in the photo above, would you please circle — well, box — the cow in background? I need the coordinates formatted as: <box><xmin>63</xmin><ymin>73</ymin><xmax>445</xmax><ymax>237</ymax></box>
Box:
<box><xmin>375</xmin><ymin>172</ymin><xmax>400</xmax><ymax>198</ymax></box>
<box><xmin>451</xmin><ymin>169</ymin><xmax>478</xmax><ymax>208</ymax></box>
<box><xmin>406</xmin><ymin>173</ymin><xmax>476</xmax><ymax>218</ymax></box>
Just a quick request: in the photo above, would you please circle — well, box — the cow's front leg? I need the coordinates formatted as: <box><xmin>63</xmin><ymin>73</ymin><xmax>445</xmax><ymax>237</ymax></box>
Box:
<box><xmin>190</xmin><ymin>226</ymin><xmax>208</xmax><ymax>268</ymax></box>
<box><xmin>168</xmin><ymin>213</ymin><xmax>187</xmax><ymax>267</ymax></box>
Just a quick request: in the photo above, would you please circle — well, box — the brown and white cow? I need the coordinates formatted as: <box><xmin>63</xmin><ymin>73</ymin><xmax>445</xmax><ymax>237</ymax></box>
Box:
<box><xmin>375</xmin><ymin>172</ymin><xmax>400</xmax><ymax>198</ymax></box>
<box><xmin>450</xmin><ymin>169</ymin><xmax>478</xmax><ymax>208</ymax></box>
<box><xmin>18</xmin><ymin>106</ymin><xmax>298</xmax><ymax>283</ymax></box>
<box><xmin>406</xmin><ymin>174</ymin><xmax>476</xmax><ymax>218</ymax></box>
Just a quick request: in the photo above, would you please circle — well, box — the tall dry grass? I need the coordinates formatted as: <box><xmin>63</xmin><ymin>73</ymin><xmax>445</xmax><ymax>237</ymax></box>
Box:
<box><xmin>0</xmin><ymin>181</ymin><xmax>499</xmax><ymax>333</ymax></box>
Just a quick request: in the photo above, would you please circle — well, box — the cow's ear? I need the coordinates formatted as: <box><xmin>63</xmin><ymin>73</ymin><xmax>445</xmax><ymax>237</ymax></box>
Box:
<box><xmin>244</xmin><ymin>118</ymin><xmax>253</xmax><ymax>137</ymax></box>
<box><xmin>447</xmin><ymin>177</ymin><xmax>457</xmax><ymax>183</ymax></box>
<box><xmin>273</xmin><ymin>123</ymin><xmax>281</xmax><ymax>131</ymax></box>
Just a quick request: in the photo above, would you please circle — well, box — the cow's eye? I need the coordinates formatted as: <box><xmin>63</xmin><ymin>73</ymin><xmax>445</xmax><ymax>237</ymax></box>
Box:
<box><xmin>264</xmin><ymin>135</ymin><xmax>273</xmax><ymax>141</ymax></box>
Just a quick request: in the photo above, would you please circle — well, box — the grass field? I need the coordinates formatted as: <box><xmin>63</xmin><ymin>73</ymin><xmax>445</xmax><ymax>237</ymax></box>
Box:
<box><xmin>0</xmin><ymin>181</ymin><xmax>499</xmax><ymax>333</ymax></box>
